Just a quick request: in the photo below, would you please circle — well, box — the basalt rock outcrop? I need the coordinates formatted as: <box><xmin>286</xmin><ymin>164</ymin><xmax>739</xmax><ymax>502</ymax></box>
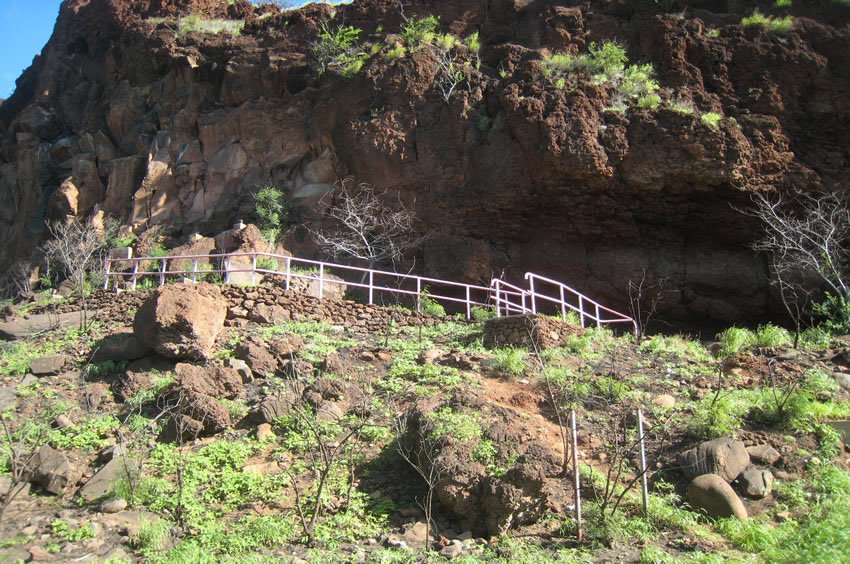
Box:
<box><xmin>1</xmin><ymin>0</ymin><xmax>849</xmax><ymax>323</ymax></box>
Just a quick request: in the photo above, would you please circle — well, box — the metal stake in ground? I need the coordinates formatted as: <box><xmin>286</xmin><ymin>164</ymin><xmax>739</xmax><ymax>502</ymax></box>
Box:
<box><xmin>637</xmin><ymin>408</ymin><xmax>649</xmax><ymax>517</ymax></box>
<box><xmin>571</xmin><ymin>409</ymin><xmax>583</xmax><ymax>541</ymax></box>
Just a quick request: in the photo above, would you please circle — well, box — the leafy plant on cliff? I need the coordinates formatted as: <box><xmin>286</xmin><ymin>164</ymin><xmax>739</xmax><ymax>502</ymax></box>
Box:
<box><xmin>541</xmin><ymin>42</ymin><xmax>660</xmax><ymax>112</ymax></box>
<box><xmin>741</xmin><ymin>11</ymin><xmax>794</xmax><ymax>33</ymax></box>
<box><xmin>400</xmin><ymin>15</ymin><xmax>440</xmax><ymax>52</ymax></box>
<box><xmin>253</xmin><ymin>186</ymin><xmax>290</xmax><ymax>244</ymax></box>
<box><xmin>312</xmin><ymin>24</ymin><xmax>368</xmax><ymax>78</ymax></box>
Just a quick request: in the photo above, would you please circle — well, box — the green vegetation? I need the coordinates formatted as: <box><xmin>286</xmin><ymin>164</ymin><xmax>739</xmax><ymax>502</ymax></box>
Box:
<box><xmin>425</xmin><ymin>407</ymin><xmax>481</xmax><ymax>442</ymax></box>
<box><xmin>50</xmin><ymin>520</ymin><xmax>95</xmax><ymax>543</ymax></box>
<box><xmin>419</xmin><ymin>290</ymin><xmax>446</xmax><ymax>317</ymax></box>
<box><xmin>384</xmin><ymin>43</ymin><xmax>407</xmax><ymax>62</ymax></box>
<box><xmin>811</xmin><ymin>292</ymin><xmax>850</xmax><ymax>335</ymax></box>
<box><xmin>50</xmin><ymin>414</ymin><xmax>119</xmax><ymax>451</ymax></box>
<box><xmin>400</xmin><ymin>15</ymin><xmax>440</xmax><ymax>52</ymax></box>
<box><xmin>700</xmin><ymin>111</ymin><xmax>723</xmax><ymax>129</ymax></box>
<box><xmin>541</xmin><ymin>42</ymin><xmax>660</xmax><ymax>112</ymax></box>
<box><xmin>253</xmin><ymin>186</ymin><xmax>290</xmax><ymax>244</ymax></box>
<box><xmin>490</xmin><ymin>347</ymin><xmax>527</xmax><ymax>376</ymax></box>
<box><xmin>176</xmin><ymin>15</ymin><xmax>244</xmax><ymax>38</ymax></box>
<box><xmin>312</xmin><ymin>24</ymin><xmax>368</xmax><ymax>77</ymax></box>
<box><xmin>741</xmin><ymin>11</ymin><xmax>794</xmax><ymax>32</ymax></box>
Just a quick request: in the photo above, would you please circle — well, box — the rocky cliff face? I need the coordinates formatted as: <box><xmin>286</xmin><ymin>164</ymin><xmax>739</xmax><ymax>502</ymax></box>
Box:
<box><xmin>1</xmin><ymin>0</ymin><xmax>848</xmax><ymax>323</ymax></box>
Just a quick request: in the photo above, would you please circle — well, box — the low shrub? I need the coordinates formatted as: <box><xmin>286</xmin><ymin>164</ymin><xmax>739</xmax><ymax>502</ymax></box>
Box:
<box><xmin>400</xmin><ymin>15</ymin><xmax>440</xmax><ymax>52</ymax></box>
<box><xmin>716</xmin><ymin>326</ymin><xmax>756</xmax><ymax>356</ymax></box>
<box><xmin>741</xmin><ymin>11</ymin><xmax>794</xmax><ymax>32</ymax></box>
<box><xmin>312</xmin><ymin>24</ymin><xmax>368</xmax><ymax>77</ymax></box>
<box><xmin>490</xmin><ymin>347</ymin><xmax>527</xmax><ymax>376</ymax></box>
<box><xmin>700</xmin><ymin>111</ymin><xmax>723</xmax><ymax>129</ymax></box>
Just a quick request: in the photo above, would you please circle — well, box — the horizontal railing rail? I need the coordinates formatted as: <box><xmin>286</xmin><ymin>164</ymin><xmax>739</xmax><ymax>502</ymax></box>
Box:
<box><xmin>104</xmin><ymin>250</ymin><xmax>636</xmax><ymax>331</ymax></box>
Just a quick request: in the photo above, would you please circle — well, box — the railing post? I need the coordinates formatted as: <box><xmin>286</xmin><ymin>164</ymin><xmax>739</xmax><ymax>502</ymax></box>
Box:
<box><xmin>465</xmin><ymin>286</ymin><xmax>471</xmax><ymax>320</ymax></box>
<box><xmin>224</xmin><ymin>255</ymin><xmax>231</xmax><ymax>284</ymax></box>
<box><xmin>285</xmin><ymin>257</ymin><xmax>291</xmax><ymax>290</ymax></box>
<box><xmin>103</xmin><ymin>258</ymin><xmax>111</xmax><ymax>290</ymax></box>
<box><xmin>492</xmin><ymin>281</ymin><xmax>501</xmax><ymax>318</ymax></box>
<box><xmin>251</xmin><ymin>254</ymin><xmax>257</xmax><ymax>285</ymax></box>
<box><xmin>521</xmin><ymin>291</ymin><xmax>527</xmax><ymax>314</ymax></box>
<box><xmin>559</xmin><ymin>285</ymin><xmax>566</xmax><ymax>321</ymax></box>
<box><xmin>528</xmin><ymin>276</ymin><xmax>537</xmax><ymax>313</ymax></box>
<box><xmin>578</xmin><ymin>296</ymin><xmax>585</xmax><ymax>328</ymax></box>
<box><xmin>416</xmin><ymin>277</ymin><xmax>422</xmax><ymax>312</ymax></box>
<box><xmin>368</xmin><ymin>271</ymin><xmax>374</xmax><ymax>305</ymax></box>
<box><xmin>159</xmin><ymin>257</ymin><xmax>166</xmax><ymax>287</ymax></box>
<box><xmin>192</xmin><ymin>258</ymin><xmax>198</xmax><ymax>283</ymax></box>
<box><xmin>131</xmin><ymin>259</ymin><xmax>139</xmax><ymax>290</ymax></box>
<box><xmin>319</xmin><ymin>264</ymin><xmax>324</xmax><ymax>300</ymax></box>
<box><xmin>595</xmin><ymin>304</ymin><xmax>601</xmax><ymax>328</ymax></box>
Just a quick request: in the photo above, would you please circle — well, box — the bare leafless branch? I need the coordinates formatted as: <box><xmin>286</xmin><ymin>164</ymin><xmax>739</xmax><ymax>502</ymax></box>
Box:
<box><xmin>311</xmin><ymin>177</ymin><xmax>418</xmax><ymax>269</ymax></box>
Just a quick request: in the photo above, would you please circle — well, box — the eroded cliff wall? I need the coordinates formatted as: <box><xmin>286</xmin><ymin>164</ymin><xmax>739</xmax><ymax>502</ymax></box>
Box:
<box><xmin>1</xmin><ymin>0</ymin><xmax>848</xmax><ymax>322</ymax></box>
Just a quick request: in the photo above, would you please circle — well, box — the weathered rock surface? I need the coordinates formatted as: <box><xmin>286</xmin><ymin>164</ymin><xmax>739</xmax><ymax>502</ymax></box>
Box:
<box><xmin>688</xmin><ymin>474</ymin><xmax>748</xmax><ymax>520</ymax></box>
<box><xmin>738</xmin><ymin>468</ymin><xmax>774</xmax><ymax>499</ymax></box>
<box><xmin>746</xmin><ymin>444</ymin><xmax>782</xmax><ymax>466</ymax></box>
<box><xmin>678</xmin><ymin>438</ymin><xmax>750</xmax><ymax>483</ymax></box>
<box><xmin>133</xmin><ymin>283</ymin><xmax>226</xmax><ymax>360</ymax></box>
<box><xmin>235</xmin><ymin>340</ymin><xmax>279</xmax><ymax>377</ymax></box>
<box><xmin>79</xmin><ymin>457</ymin><xmax>141</xmax><ymax>502</ymax></box>
<box><xmin>29</xmin><ymin>355</ymin><xmax>67</xmax><ymax>376</ymax></box>
<box><xmin>173</xmin><ymin>362</ymin><xmax>244</xmax><ymax>399</ymax></box>
<box><xmin>26</xmin><ymin>445</ymin><xmax>81</xmax><ymax>495</ymax></box>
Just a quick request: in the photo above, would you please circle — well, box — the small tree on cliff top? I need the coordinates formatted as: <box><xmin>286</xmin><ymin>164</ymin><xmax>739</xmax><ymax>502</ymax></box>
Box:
<box><xmin>311</xmin><ymin>177</ymin><xmax>417</xmax><ymax>269</ymax></box>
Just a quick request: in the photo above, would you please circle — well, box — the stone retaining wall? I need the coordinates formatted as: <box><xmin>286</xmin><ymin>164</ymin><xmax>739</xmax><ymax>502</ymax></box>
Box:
<box><xmin>482</xmin><ymin>314</ymin><xmax>581</xmax><ymax>350</ymax></box>
<box><xmin>35</xmin><ymin>282</ymin><xmax>441</xmax><ymax>333</ymax></box>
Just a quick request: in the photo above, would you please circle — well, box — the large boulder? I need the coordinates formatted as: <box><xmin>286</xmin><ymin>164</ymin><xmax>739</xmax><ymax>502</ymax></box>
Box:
<box><xmin>133</xmin><ymin>283</ymin><xmax>227</xmax><ymax>360</ymax></box>
<box><xmin>687</xmin><ymin>474</ymin><xmax>748</xmax><ymax>520</ymax></box>
<box><xmin>677</xmin><ymin>438</ymin><xmax>750</xmax><ymax>483</ymax></box>
<box><xmin>26</xmin><ymin>445</ymin><xmax>81</xmax><ymax>495</ymax></box>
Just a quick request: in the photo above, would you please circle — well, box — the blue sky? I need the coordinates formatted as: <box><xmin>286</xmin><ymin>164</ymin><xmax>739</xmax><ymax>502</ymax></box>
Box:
<box><xmin>0</xmin><ymin>0</ymin><xmax>63</xmax><ymax>98</ymax></box>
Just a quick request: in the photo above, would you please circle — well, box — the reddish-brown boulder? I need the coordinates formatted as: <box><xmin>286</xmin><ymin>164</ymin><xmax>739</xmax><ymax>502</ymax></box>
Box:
<box><xmin>133</xmin><ymin>283</ymin><xmax>227</xmax><ymax>361</ymax></box>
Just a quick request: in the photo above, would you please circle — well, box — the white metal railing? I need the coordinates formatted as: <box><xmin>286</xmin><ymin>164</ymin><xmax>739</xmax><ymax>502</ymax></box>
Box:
<box><xmin>490</xmin><ymin>279</ymin><xmax>529</xmax><ymax>318</ymax></box>
<box><xmin>524</xmin><ymin>272</ymin><xmax>638</xmax><ymax>334</ymax></box>
<box><xmin>104</xmin><ymin>251</ymin><xmax>494</xmax><ymax>319</ymax></box>
<box><xmin>103</xmin><ymin>250</ymin><xmax>636</xmax><ymax>330</ymax></box>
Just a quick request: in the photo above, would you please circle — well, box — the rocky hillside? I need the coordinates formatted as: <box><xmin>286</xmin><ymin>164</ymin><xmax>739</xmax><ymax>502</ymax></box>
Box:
<box><xmin>1</xmin><ymin>0</ymin><xmax>849</xmax><ymax>323</ymax></box>
<box><xmin>1</xmin><ymin>282</ymin><xmax>849</xmax><ymax>561</ymax></box>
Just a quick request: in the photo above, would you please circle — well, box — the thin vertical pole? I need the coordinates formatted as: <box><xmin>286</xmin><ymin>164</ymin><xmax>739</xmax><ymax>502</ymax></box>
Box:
<box><xmin>285</xmin><ymin>257</ymin><xmax>291</xmax><ymax>290</ymax></box>
<box><xmin>159</xmin><ymin>257</ymin><xmax>166</xmax><ymax>286</ymax></box>
<box><xmin>529</xmin><ymin>276</ymin><xmax>537</xmax><ymax>313</ymax></box>
<box><xmin>131</xmin><ymin>259</ymin><xmax>139</xmax><ymax>290</ymax></box>
<box><xmin>416</xmin><ymin>277</ymin><xmax>422</xmax><ymax>312</ymax></box>
<box><xmin>319</xmin><ymin>264</ymin><xmax>324</xmax><ymax>300</ymax></box>
<box><xmin>192</xmin><ymin>258</ymin><xmax>198</xmax><ymax>283</ymax></box>
<box><xmin>251</xmin><ymin>254</ymin><xmax>257</xmax><ymax>285</ymax></box>
<box><xmin>571</xmin><ymin>409</ymin><xmax>583</xmax><ymax>541</ymax></box>
<box><xmin>638</xmin><ymin>409</ymin><xmax>649</xmax><ymax>517</ymax></box>
<box><xmin>466</xmin><ymin>286</ymin><xmax>471</xmax><ymax>319</ymax></box>
<box><xmin>560</xmin><ymin>285</ymin><xmax>566</xmax><ymax>321</ymax></box>
<box><xmin>224</xmin><ymin>255</ymin><xmax>231</xmax><ymax>284</ymax></box>
<box><xmin>103</xmin><ymin>258</ymin><xmax>111</xmax><ymax>290</ymax></box>
<box><xmin>368</xmin><ymin>271</ymin><xmax>374</xmax><ymax>305</ymax></box>
<box><xmin>578</xmin><ymin>296</ymin><xmax>585</xmax><ymax>328</ymax></box>
<box><xmin>595</xmin><ymin>304</ymin><xmax>601</xmax><ymax>328</ymax></box>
